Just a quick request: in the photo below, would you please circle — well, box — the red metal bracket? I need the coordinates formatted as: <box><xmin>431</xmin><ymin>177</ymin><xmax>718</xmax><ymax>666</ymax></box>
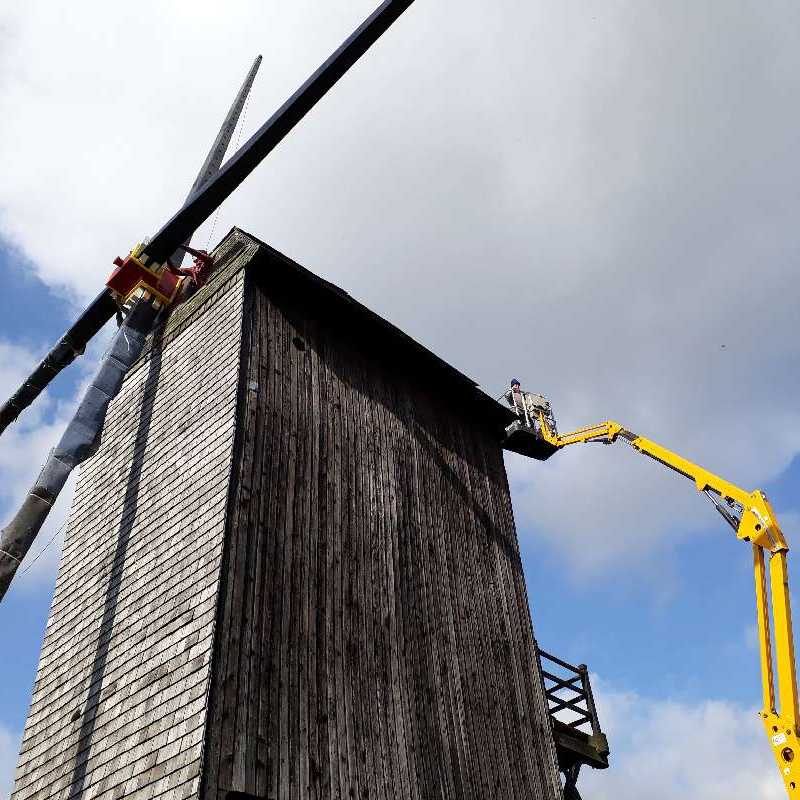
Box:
<box><xmin>106</xmin><ymin>250</ymin><xmax>181</xmax><ymax>306</ymax></box>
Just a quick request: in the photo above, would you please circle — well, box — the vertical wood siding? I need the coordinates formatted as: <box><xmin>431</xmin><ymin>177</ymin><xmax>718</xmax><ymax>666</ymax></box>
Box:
<box><xmin>10</xmin><ymin>229</ymin><xmax>561</xmax><ymax>800</ymax></box>
<box><xmin>203</xmin><ymin>268</ymin><xmax>561</xmax><ymax>800</ymax></box>
<box><xmin>10</xmin><ymin>238</ymin><xmax>253</xmax><ymax>800</ymax></box>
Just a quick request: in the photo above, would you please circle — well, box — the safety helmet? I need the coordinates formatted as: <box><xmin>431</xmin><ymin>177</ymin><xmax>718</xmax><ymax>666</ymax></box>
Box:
<box><xmin>510</xmin><ymin>378</ymin><xmax>520</xmax><ymax>387</ymax></box>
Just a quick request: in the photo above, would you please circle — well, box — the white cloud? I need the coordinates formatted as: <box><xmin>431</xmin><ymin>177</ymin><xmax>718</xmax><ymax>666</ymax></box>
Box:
<box><xmin>581</xmin><ymin>679</ymin><xmax>784</xmax><ymax>800</ymax></box>
<box><xmin>506</xmin><ymin>443</ymin><xmax>706</xmax><ymax>573</ymax></box>
<box><xmin>2</xmin><ymin>0</ymin><xmax>800</xmax><ymax>576</ymax></box>
<box><xmin>0</xmin><ymin>724</ymin><xmax>20</xmax><ymax>800</ymax></box>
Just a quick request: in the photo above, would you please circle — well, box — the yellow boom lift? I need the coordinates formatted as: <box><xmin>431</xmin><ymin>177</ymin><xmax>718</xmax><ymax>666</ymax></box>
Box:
<box><xmin>529</xmin><ymin>412</ymin><xmax>798</xmax><ymax>797</ymax></box>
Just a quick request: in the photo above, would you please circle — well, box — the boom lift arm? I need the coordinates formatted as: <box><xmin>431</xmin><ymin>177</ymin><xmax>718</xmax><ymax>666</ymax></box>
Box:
<box><xmin>536</xmin><ymin>415</ymin><xmax>799</xmax><ymax>796</ymax></box>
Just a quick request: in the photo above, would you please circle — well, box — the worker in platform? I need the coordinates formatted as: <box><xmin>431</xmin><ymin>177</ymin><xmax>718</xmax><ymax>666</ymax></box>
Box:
<box><xmin>504</xmin><ymin>378</ymin><xmax>558</xmax><ymax>436</ymax></box>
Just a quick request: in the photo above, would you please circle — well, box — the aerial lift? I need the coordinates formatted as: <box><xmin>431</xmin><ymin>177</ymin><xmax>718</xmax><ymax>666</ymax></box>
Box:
<box><xmin>504</xmin><ymin>398</ymin><xmax>798</xmax><ymax>798</ymax></box>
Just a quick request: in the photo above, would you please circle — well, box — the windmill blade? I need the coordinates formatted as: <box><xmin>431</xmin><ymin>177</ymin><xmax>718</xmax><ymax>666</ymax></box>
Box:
<box><xmin>0</xmin><ymin>0</ymin><xmax>412</xmax><ymax>438</ymax></box>
<box><xmin>144</xmin><ymin>0</ymin><xmax>414</xmax><ymax>266</ymax></box>
<box><xmin>0</xmin><ymin>289</ymin><xmax>118</xmax><ymax>436</ymax></box>
<box><xmin>0</xmin><ymin>296</ymin><xmax>161</xmax><ymax>600</ymax></box>
<box><xmin>170</xmin><ymin>54</ymin><xmax>262</xmax><ymax>268</ymax></box>
<box><xmin>0</xmin><ymin>55</ymin><xmax>263</xmax><ymax>439</ymax></box>
<box><xmin>0</xmin><ymin>0</ymin><xmax>416</xmax><ymax>603</ymax></box>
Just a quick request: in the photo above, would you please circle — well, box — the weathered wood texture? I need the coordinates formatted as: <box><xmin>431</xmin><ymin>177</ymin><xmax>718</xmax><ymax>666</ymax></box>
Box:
<box><xmin>11</xmin><ymin>229</ymin><xmax>561</xmax><ymax>800</ymax></box>
<box><xmin>10</xmin><ymin>234</ymin><xmax>257</xmax><ymax>800</ymax></box>
<box><xmin>202</xmin><ymin>242</ymin><xmax>562</xmax><ymax>800</ymax></box>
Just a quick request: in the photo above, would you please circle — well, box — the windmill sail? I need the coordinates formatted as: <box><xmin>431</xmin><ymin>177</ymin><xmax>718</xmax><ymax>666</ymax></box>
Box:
<box><xmin>0</xmin><ymin>54</ymin><xmax>263</xmax><ymax>438</ymax></box>
<box><xmin>0</xmin><ymin>0</ymin><xmax>416</xmax><ymax>603</ymax></box>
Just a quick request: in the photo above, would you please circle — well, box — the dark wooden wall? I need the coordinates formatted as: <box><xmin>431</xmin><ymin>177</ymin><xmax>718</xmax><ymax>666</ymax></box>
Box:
<box><xmin>203</xmin><ymin>267</ymin><xmax>561</xmax><ymax>800</ymax></box>
<box><xmin>10</xmin><ymin>239</ymin><xmax>253</xmax><ymax>800</ymax></box>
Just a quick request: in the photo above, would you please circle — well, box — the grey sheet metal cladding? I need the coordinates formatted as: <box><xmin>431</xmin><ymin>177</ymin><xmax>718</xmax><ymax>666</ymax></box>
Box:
<box><xmin>0</xmin><ymin>300</ymin><xmax>158</xmax><ymax>601</ymax></box>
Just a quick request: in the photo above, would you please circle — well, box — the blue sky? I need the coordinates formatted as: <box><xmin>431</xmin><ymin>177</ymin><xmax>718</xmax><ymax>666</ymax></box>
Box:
<box><xmin>2</xmin><ymin>2</ymin><xmax>800</xmax><ymax>798</ymax></box>
<box><xmin>0</xmin><ymin>237</ymin><xmax>794</xmax><ymax>799</ymax></box>
<box><xmin>0</xmin><ymin>245</ymin><xmax>77</xmax><ymax>729</ymax></box>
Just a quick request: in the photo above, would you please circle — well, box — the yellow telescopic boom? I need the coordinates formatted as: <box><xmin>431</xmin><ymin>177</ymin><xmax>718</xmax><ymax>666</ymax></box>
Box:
<box><xmin>537</xmin><ymin>415</ymin><xmax>799</xmax><ymax>797</ymax></box>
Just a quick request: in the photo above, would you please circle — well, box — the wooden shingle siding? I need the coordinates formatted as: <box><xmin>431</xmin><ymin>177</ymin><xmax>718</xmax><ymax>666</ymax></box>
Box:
<box><xmin>11</xmin><ymin>229</ymin><xmax>561</xmax><ymax>800</ymax></box>
<box><xmin>202</xmin><ymin>261</ymin><xmax>562</xmax><ymax>800</ymax></box>
<box><xmin>11</xmin><ymin>235</ymin><xmax>254</xmax><ymax>800</ymax></box>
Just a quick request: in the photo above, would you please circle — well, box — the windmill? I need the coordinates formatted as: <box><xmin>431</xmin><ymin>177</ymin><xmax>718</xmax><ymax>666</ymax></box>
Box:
<box><xmin>0</xmin><ymin>0</ymin><xmax>416</xmax><ymax>602</ymax></box>
<box><xmin>1</xmin><ymin>9</ymin><xmax>595</xmax><ymax>798</ymax></box>
<box><xmin>0</xmin><ymin>55</ymin><xmax>263</xmax><ymax>438</ymax></box>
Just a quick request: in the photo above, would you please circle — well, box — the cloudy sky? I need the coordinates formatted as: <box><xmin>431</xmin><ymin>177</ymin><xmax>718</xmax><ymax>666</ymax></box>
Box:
<box><xmin>1</xmin><ymin>1</ymin><xmax>799</xmax><ymax>797</ymax></box>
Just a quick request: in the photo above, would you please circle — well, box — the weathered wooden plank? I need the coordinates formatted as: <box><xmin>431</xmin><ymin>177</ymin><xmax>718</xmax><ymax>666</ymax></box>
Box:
<box><xmin>260</xmin><ymin>290</ymin><xmax>285</xmax><ymax>800</ymax></box>
<box><xmin>305</xmin><ymin>314</ymin><xmax>321</xmax><ymax>800</ymax></box>
<box><xmin>13</xmin><ymin>229</ymin><xmax>562</xmax><ymax>800</ymax></box>
<box><xmin>353</xmin><ymin>347</ymin><xmax>381</xmax><ymax>800</ymax></box>
<box><xmin>246</xmin><ymin>280</ymin><xmax>269</xmax><ymax>797</ymax></box>
<box><xmin>314</xmin><ymin>323</ymin><xmax>335</xmax><ymax>800</ymax></box>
